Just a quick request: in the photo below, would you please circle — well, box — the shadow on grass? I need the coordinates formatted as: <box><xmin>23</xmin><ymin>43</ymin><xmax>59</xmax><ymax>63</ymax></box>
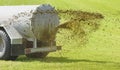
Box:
<box><xmin>16</xmin><ymin>56</ymin><xmax>120</xmax><ymax>64</ymax></box>
<box><xmin>16</xmin><ymin>56</ymin><xmax>80</xmax><ymax>63</ymax></box>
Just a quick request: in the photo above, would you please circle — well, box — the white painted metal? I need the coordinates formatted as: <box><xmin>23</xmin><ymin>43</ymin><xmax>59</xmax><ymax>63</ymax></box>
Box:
<box><xmin>3</xmin><ymin>25</ymin><xmax>23</xmax><ymax>44</ymax></box>
<box><xmin>0</xmin><ymin>5</ymin><xmax>37</xmax><ymax>20</ymax></box>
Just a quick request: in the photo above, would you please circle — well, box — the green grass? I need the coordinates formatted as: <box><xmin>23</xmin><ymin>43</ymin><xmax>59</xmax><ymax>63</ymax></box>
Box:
<box><xmin>0</xmin><ymin>0</ymin><xmax>120</xmax><ymax>70</ymax></box>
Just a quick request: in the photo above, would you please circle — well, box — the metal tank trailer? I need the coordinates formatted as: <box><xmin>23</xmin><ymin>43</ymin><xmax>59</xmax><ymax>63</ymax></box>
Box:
<box><xmin>0</xmin><ymin>4</ymin><xmax>61</xmax><ymax>60</ymax></box>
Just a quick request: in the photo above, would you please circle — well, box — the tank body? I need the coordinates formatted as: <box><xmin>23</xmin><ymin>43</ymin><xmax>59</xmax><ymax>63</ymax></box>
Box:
<box><xmin>0</xmin><ymin>4</ymin><xmax>59</xmax><ymax>41</ymax></box>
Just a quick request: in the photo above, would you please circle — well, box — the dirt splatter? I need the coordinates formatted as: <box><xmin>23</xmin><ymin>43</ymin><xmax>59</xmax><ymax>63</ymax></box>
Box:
<box><xmin>56</xmin><ymin>10</ymin><xmax>104</xmax><ymax>47</ymax></box>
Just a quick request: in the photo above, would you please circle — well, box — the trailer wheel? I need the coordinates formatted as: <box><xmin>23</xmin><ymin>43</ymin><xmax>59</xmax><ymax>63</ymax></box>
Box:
<box><xmin>0</xmin><ymin>30</ymin><xmax>18</xmax><ymax>60</ymax></box>
<box><xmin>26</xmin><ymin>52</ymin><xmax>49</xmax><ymax>58</ymax></box>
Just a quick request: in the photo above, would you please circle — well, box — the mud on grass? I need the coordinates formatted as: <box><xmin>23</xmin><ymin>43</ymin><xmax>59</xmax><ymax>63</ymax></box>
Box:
<box><xmin>56</xmin><ymin>10</ymin><xmax>104</xmax><ymax>47</ymax></box>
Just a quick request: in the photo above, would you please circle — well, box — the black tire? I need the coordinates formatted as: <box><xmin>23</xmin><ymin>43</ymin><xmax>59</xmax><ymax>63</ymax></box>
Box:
<box><xmin>26</xmin><ymin>52</ymin><xmax>49</xmax><ymax>58</ymax></box>
<box><xmin>0</xmin><ymin>30</ymin><xmax>18</xmax><ymax>60</ymax></box>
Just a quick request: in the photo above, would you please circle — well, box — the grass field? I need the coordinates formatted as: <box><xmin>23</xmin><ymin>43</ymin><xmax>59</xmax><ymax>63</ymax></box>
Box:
<box><xmin>0</xmin><ymin>0</ymin><xmax>120</xmax><ymax>70</ymax></box>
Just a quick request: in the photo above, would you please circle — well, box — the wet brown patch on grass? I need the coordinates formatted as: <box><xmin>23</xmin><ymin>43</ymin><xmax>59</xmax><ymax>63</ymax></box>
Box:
<box><xmin>56</xmin><ymin>10</ymin><xmax>104</xmax><ymax>46</ymax></box>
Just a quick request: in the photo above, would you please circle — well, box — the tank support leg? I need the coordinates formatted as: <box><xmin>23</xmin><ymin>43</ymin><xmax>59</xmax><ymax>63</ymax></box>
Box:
<box><xmin>33</xmin><ymin>38</ymin><xmax>37</xmax><ymax>48</ymax></box>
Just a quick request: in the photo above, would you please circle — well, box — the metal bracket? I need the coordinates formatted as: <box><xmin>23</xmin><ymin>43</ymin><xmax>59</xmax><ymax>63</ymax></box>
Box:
<box><xmin>25</xmin><ymin>46</ymin><xmax>61</xmax><ymax>54</ymax></box>
<box><xmin>3</xmin><ymin>25</ymin><xmax>23</xmax><ymax>44</ymax></box>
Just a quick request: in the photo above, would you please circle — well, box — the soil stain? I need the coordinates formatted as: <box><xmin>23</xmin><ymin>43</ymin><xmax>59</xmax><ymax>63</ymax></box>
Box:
<box><xmin>56</xmin><ymin>10</ymin><xmax>104</xmax><ymax>46</ymax></box>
